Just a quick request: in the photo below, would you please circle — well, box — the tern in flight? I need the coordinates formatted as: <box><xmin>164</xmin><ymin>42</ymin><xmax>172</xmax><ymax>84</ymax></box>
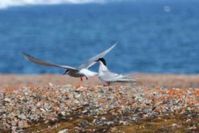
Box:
<box><xmin>96</xmin><ymin>58</ymin><xmax>135</xmax><ymax>85</ymax></box>
<box><xmin>23</xmin><ymin>43</ymin><xmax>117</xmax><ymax>81</ymax></box>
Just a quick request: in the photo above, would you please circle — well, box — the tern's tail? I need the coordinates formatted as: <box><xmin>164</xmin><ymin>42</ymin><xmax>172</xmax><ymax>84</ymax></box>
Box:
<box><xmin>117</xmin><ymin>79</ymin><xmax>136</xmax><ymax>82</ymax></box>
<box><xmin>117</xmin><ymin>76</ymin><xmax>136</xmax><ymax>82</ymax></box>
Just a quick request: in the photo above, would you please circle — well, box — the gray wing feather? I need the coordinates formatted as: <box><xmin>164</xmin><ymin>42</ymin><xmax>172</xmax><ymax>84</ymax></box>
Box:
<box><xmin>22</xmin><ymin>53</ymin><xmax>77</xmax><ymax>70</ymax></box>
<box><xmin>79</xmin><ymin>42</ymin><xmax>117</xmax><ymax>69</ymax></box>
<box><xmin>101</xmin><ymin>70</ymin><xmax>135</xmax><ymax>82</ymax></box>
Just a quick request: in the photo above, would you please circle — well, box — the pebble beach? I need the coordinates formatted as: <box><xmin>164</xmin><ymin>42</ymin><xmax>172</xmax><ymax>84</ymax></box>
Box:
<box><xmin>0</xmin><ymin>74</ymin><xmax>199</xmax><ymax>132</ymax></box>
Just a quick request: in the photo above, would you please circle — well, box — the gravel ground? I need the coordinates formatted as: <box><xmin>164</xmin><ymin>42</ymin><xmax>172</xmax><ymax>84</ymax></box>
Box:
<box><xmin>0</xmin><ymin>74</ymin><xmax>199</xmax><ymax>132</ymax></box>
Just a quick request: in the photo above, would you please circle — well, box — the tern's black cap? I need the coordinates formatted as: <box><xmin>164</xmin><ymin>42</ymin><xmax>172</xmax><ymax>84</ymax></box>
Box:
<box><xmin>97</xmin><ymin>58</ymin><xmax>107</xmax><ymax>66</ymax></box>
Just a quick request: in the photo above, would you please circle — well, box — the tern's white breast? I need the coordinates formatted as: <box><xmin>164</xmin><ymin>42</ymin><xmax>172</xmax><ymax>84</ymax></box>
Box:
<box><xmin>79</xmin><ymin>69</ymin><xmax>97</xmax><ymax>77</ymax></box>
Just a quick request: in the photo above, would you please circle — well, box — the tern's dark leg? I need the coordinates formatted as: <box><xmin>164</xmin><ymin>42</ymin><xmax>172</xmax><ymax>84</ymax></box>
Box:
<box><xmin>103</xmin><ymin>81</ymin><xmax>110</xmax><ymax>86</ymax></box>
<box><xmin>63</xmin><ymin>69</ymin><xmax>69</xmax><ymax>75</ymax></box>
<box><xmin>76</xmin><ymin>77</ymin><xmax>83</xmax><ymax>88</ymax></box>
<box><xmin>85</xmin><ymin>76</ymin><xmax>88</xmax><ymax>80</ymax></box>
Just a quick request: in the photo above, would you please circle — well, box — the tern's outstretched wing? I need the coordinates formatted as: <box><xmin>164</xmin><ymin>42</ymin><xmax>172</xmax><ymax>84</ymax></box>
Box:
<box><xmin>79</xmin><ymin>42</ymin><xmax>117</xmax><ymax>69</ymax></box>
<box><xmin>22</xmin><ymin>53</ymin><xmax>77</xmax><ymax>70</ymax></box>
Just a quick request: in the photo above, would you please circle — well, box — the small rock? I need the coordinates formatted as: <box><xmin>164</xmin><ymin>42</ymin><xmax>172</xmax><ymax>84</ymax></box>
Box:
<box><xmin>4</xmin><ymin>98</ymin><xmax>11</xmax><ymax>103</ymax></box>
<box><xmin>48</xmin><ymin>82</ymin><xmax>54</xmax><ymax>87</ymax></box>
<box><xmin>106</xmin><ymin>121</ymin><xmax>114</xmax><ymax>125</ymax></box>
<box><xmin>188</xmin><ymin>126</ymin><xmax>197</xmax><ymax>130</ymax></box>
<box><xmin>18</xmin><ymin>114</ymin><xmax>26</xmax><ymax>120</ymax></box>
<box><xmin>58</xmin><ymin>129</ymin><xmax>68</xmax><ymax>133</ymax></box>
<box><xmin>101</xmin><ymin>117</ymin><xmax>106</xmax><ymax>120</ymax></box>
<box><xmin>172</xmin><ymin>123</ymin><xmax>177</xmax><ymax>127</ymax></box>
<box><xmin>119</xmin><ymin>120</ymin><xmax>128</xmax><ymax>125</ymax></box>
<box><xmin>18</xmin><ymin>120</ymin><xmax>29</xmax><ymax>129</ymax></box>
<box><xmin>11</xmin><ymin>126</ymin><xmax>17</xmax><ymax>133</ymax></box>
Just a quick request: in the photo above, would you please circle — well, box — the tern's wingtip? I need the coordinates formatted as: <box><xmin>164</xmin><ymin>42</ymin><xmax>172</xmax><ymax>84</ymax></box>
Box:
<box><xmin>109</xmin><ymin>41</ymin><xmax>118</xmax><ymax>50</ymax></box>
<box><xmin>21</xmin><ymin>52</ymin><xmax>32</xmax><ymax>61</ymax></box>
<box><xmin>21</xmin><ymin>52</ymin><xmax>28</xmax><ymax>56</ymax></box>
<box><xmin>113</xmin><ymin>41</ymin><xmax>119</xmax><ymax>47</ymax></box>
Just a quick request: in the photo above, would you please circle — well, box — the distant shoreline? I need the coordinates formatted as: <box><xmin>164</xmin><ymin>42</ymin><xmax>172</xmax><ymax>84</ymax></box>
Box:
<box><xmin>1</xmin><ymin>73</ymin><xmax>199</xmax><ymax>92</ymax></box>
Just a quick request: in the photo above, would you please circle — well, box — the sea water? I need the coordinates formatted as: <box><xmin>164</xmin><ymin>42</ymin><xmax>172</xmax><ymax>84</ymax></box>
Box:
<box><xmin>0</xmin><ymin>1</ymin><xmax>199</xmax><ymax>74</ymax></box>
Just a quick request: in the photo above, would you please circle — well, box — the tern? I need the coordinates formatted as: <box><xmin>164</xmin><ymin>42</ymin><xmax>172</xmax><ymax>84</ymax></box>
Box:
<box><xmin>96</xmin><ymin>58</ymin><xmax>135</xmax><ymax>85</ymax></box>
<box><xmin>22</xmin><ymin>43</ymin><xmax>117</xmax><ymax>81</ymax></box>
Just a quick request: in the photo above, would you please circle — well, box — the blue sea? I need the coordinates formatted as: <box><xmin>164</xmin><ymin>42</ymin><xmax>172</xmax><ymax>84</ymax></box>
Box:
<box><xmin>1</xmin><ymin>1</ymin><xmax>199</xmax><ymax>74</ymax></box>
